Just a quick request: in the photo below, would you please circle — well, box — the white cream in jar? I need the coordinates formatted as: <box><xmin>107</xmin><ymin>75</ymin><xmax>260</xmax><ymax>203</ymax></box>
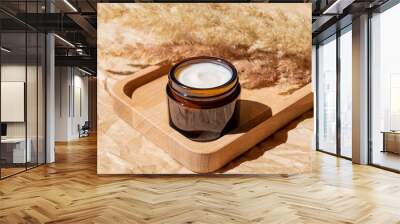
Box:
<box><xmin>175</xmin><ymin>62</ymin><xmax>233</xmax><ymax>89</ymax></box>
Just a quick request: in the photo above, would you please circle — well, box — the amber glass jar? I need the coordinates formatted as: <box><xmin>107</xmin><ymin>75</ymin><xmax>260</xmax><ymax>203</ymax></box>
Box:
<box><xmin>167</xmin><ymin>56</ymin><xmax>241</xmax><ymax>142</ymax></box>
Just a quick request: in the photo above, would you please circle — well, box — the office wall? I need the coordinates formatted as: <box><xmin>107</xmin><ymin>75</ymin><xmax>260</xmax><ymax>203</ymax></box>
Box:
<box><xmin>1</xmin><ymin>64</ymin><xmax>40</xmax><ymax>139</ymax></box>
<box><xmin>54</xmin><ymin>67</ymin><xmax>89</xmax><ymax>141</ymax></box>
<box><xmin>55</xmin><ymin>66</ymin><xmax>70</xmax><ymax>141</ymax></box>
<box><xmin>72</xmin><ymin>72</ymin><xmax>89</xmax><ymax>138</ymax></box>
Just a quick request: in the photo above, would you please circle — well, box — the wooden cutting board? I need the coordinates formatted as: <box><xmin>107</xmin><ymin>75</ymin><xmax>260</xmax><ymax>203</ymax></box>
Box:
<box><xmin>110</xmin><ymin>62</ymin><xmax>313</xmax><ymax>173</ymax></box>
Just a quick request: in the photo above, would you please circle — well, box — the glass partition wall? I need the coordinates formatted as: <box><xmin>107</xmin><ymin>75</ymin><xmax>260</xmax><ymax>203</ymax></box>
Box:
<box><xmin>370</xmin><ymin>3</ymin><xmax>400</xmax><ymax>171</ymax></box>
<box><xmin>316</xmin><ymin>26</ymin><xmax>352</xmax><ymax>159</ymax></box>
<box><xmin>316</xmin><ymin>0</ymin><xmax>400</xmax><ymax>172</ymax></box>
<box><xmin>0</xmin><ymin>31</ymin><xmax>27</xmax><ymax>177</ymax></box>
<box><xmin>0</xmin><ymin>2</ymin><xmax>46</xmax><ymax>179</ymax></box>
<box><xmin>339</xmin><ymin>26</ymin><xmax>352</xmax><ymax>159</ymax></box>
<box><xmin>317</xmin><ymin>35</ymin><xmax>337</xmax><ymax>155</ymax></box>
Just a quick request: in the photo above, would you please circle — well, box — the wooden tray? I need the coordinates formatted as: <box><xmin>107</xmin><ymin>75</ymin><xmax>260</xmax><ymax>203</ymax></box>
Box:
<box><xmin>110</xmin><ymin>62</ymin><xmax>313</xmax><ymax>173</ymax></box>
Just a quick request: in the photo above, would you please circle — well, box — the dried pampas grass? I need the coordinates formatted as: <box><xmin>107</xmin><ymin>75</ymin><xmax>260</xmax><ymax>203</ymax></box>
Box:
<box><xmin>98</xmin><ymin>3</ymin><xmax>311</xmax><ymax>89</ymax></box>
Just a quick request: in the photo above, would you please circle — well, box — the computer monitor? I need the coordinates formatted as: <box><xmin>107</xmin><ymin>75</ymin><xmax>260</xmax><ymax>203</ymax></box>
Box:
<box><xmin>1</xmin><ymin>123</ymin><xmax>7</xmax><ymax>137</ymax></box>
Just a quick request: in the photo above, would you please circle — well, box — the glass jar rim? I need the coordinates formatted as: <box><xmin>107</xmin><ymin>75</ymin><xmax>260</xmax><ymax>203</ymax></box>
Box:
<box><xmin>168</xmin><ymin>56</ymin><xmax>238</xmax><ymax>98</ymax></box>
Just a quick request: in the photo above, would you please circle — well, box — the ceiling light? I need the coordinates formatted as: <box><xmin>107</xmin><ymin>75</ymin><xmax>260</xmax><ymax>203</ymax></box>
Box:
<box><xmin>76</xmin><ymin>48</ymin><xmax>87</xmax><ymax>56</ymax></box>
<box><xmin>54</xmin><ymin>34</ymin><xmax>75</xmax><ymax>48</ymax></box>
<box><xmin>1</xmin><ymin>47</ymin><xmax>11</xmax><ymax>53</ymax></box>
<box><xmin>78</xmin><ymin>67</ymin><xmax>93</xmax><ymax>76</ymax></box>
<box><xmin>323</xmin><ymin>0</ymin><xmax>355</xmax><ymax>15</ymax></box>
<box><xmin>63</xmin><ymin>0</ymin><xmax>78</xmax><ymax>12</ymax></box>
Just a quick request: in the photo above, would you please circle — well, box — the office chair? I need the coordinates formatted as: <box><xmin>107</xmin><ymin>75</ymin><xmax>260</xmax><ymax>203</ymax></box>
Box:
<box><xmin>79</xmin><ymin>121</ymin><xmax>90</xmax><ymax>138</ymax></box>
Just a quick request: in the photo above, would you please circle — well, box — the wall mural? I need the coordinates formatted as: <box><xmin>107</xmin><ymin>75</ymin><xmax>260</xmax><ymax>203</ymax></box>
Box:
<box><xmin>97</xmin><ymin>3</ymin><xmax>313</xmax><ymax>174</ymax></box>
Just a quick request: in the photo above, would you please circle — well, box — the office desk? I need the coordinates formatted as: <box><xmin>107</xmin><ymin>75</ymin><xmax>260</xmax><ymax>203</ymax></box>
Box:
<box><xmin>382</xmin><ymin>131</ymin><xmax>400</xmax><ymax>154</ymax></box>
<box><xmin>1</xmin><ymin>138</ymin><xmax>31</xmax><ymax>163</ymax></box>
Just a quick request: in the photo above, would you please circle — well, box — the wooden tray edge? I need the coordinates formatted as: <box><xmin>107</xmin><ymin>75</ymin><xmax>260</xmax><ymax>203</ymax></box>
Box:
<box><xmin>110</xmin><ymin>65</ymin><xmax>313</xmax><ymax>173</ymax></box>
